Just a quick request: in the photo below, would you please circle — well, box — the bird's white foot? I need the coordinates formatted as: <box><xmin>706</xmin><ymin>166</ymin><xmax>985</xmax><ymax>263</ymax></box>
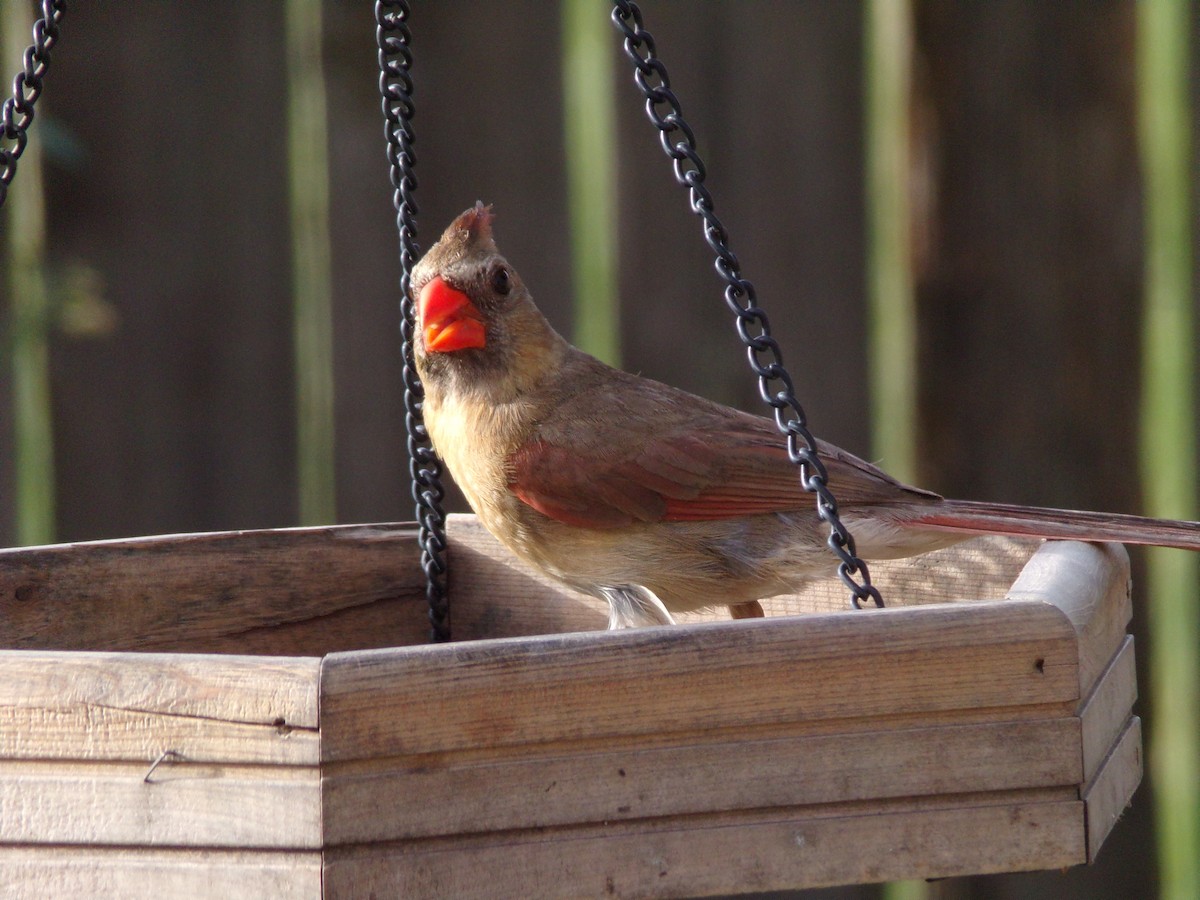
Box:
<box><xmin>601</xmin><ymin>584</ymin><xmax>677</xmax><ymax>629</ymax></box>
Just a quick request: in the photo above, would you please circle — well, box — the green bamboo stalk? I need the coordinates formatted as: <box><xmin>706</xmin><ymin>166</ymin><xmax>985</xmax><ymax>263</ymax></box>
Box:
<box><xmin>286</xmin><ymin>0</ymin><xmax>336</xmax><ymax>525</ymax></box>
<box><xmin>1136</xmin><ymin>3</ymin><xmax>1200</xmax><ymax>899</ymax></box>
<box><xmin>561</xmin><ymin>0</ymin><xmax>620</xmax><ymax>365</ymax></box>
<box><xmin>3</xmin><ymin>1</ymin><xmax>56</xmax><ymax>546</ymax></box>
<box><xmin>865</xmin><ymin>0</ymin><xmax>917</xmax><ymax>485</ymax></box>
<box><xmin>867</xmin><ymin>3</ymin><xmax>925</xmax><ymax>899</ymax></box>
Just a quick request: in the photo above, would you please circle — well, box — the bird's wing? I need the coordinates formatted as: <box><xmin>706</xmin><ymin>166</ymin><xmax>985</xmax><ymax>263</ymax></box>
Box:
<box><xmin>507</xmin><ymin>388</ymin><xmax>939</xmax><ymax>530</ymax></box>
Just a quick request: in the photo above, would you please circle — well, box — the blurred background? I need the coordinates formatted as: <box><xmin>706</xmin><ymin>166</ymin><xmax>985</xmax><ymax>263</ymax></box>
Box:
<box><xmin>1</xmin><ymin>1</ymin><xmax>1196</xmax><ymax>898</ymax></box>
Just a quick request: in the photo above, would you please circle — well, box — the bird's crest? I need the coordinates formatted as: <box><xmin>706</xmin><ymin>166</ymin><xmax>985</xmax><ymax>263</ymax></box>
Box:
<box><xmin>416</xmin><ymin>202</ymin><xmax>499</xmax><ymax>280</ymax></box>
<box><xmin>448</xmin><ymin>201</ymin><xmax>495</xmax><ymax>247</ymax></box>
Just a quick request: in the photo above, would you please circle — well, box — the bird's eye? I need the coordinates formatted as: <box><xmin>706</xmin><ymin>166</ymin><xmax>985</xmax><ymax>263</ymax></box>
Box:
<box><xmin>490</xmin><ymin>265</ymin><xmax>511</xmax><ymax>296</ymax></box>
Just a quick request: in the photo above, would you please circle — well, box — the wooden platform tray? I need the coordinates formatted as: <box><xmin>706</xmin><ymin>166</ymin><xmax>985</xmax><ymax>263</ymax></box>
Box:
<box><xmin>0</xmin><ymin>514</ymin><xmax>1141</xmax><ymax>898</ymax></box>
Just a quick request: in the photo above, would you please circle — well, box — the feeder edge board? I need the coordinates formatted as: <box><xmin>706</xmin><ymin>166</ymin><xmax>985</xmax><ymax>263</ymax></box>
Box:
<box><xmin>1006</xmin><ymin>539</ymin><xmax>1132</xmax><ymax>692</ymax></box>
<box><xmin>321</xmin><ymin>799</ymin><xmax>1084</xmax><ymax>899</ymax></box>
<box><xmin>322</xmin><ymin>715</ymin><xmax>1082</xmax><ymax>843</ymax></box>
<box><xmin>0</xmin><ymin>652</ymin><xmax>321</xmax><ymax>763</ymax></box>
<box><xmin>318</xmin><ymin>600</ymin><xmax>1080</xmax><ymax>761</ymax></box>
<box><xmin>0</xmin><ymin>847</ymin><xmax>321</xmax><ymax>899</ymax></box>
<box><xmin>0</xmin><ymin>523</ymin><xmax>427</xmax><ymax>654</ymax></box>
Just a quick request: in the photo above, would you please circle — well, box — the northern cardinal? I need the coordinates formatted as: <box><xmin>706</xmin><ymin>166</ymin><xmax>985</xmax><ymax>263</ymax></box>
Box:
<box><xmin>410</xmin><ymin>203</ymin><xmax>1200</xmax><ymax>628</ymax></box>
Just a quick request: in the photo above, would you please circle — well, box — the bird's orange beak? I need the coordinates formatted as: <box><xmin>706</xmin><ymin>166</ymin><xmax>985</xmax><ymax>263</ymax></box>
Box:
<box><xmin>418</xmin><ymin>277</ymin><xmax>487</xmax><ymax>352</ymax></box>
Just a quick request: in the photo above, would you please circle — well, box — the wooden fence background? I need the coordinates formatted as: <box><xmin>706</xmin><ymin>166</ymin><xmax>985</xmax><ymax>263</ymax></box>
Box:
<box><xmin>2</xmin><ymin>2</ymin><xmax>1194</xmax><ymax>898</ymax></box>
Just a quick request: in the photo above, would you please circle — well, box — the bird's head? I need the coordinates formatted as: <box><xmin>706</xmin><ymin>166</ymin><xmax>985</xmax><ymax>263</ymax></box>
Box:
<box><xmin>410</xmin><ymin>203</ymin><xmax>564</xmax><ymax>398</ymax></box>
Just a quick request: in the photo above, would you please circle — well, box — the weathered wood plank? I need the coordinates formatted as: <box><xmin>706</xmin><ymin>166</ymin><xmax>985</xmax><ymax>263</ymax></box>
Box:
<box><xmin>209</xmin><ymin>594</ymin><xmax>430</xmax><ymax>656</ymax></box>
<box><xmin>0</xmin><ymin>847</ymin><xmax>320</xmax><ymax>899</ymax></box>
<box><xmin>321</xmin><ymin>602</ymin><xmax>1078</xmax><ymax>761</ymax></box>
<box><xmin>445</xmin><ymin>514</ymin><xmax>1042</xmax><ymax>638</ymax></box>
<box><xmin>1078</xmin><ymin>636</ymin><xmax>1137</xmax><ymax>784</ymax></box>
<box><xmin>0</xmin><ymin>760</ymin><xmax>321</xmax><ymax>849</ymax></box>
<box><xmin>1083</xmin><ymin>716</ymin><xmax>1142</xmax><ymax>863</ymax></box>
<box><xmin>0</xmin><ymin>705</ymin><xmax>319</xmax><ymax>766</ymax></box>
<box><xmin>0</xmin><ymin>652</ymin><xmax>320</xmax><ymax>727</ymax></box>
<box><xmin>0</xmin><ymin>652</ymin><xmax>319</xmax><ymax>763</ymax></box>
<box><xmin>322</xmin><ymin>799</ymin><xmax>1085</xmax><ymax>898</ymax></box>
<box><xmin>0</xmin><ymin>524</ymin><xmax>422</xmax><ymax>653</ymax></box>
<box><xmin>323</xmin><ymin>717</ymin><xmax>1081</xmax><ymax>844</ymax></box>
<box><xmin>1006</xmin><ymin>540</ymin><xmax>1131</xmax><ymax>694</ymax></box>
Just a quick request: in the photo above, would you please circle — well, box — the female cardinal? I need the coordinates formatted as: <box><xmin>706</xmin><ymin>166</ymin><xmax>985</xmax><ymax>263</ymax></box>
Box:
<box><xmin>410</xmin><ymin>203</ymin><xmax>1200</xmax><ymax>628</ymax></box>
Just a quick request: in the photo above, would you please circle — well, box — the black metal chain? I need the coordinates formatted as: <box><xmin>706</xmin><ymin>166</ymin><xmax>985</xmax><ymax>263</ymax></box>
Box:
<box><xmin>611</xmin><ymin>1</ymin><xmax>883</xmax><ymax>609</ymax></box>
<box><xmin>376</xmin><ymin>0</ymin><xmax>451</xmax><ymax>641</ymax></box>
<box><xmin>0</xmin><ymin>0</ymin><xmax>65</xmax><ymax>210</ymax></box>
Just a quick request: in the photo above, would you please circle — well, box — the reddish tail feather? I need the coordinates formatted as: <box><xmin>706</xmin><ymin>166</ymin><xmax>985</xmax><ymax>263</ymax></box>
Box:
<box><xmin>912</xmin><ymin>499</ymin><xmax>1200</xmax><ymax>551</ymax></box>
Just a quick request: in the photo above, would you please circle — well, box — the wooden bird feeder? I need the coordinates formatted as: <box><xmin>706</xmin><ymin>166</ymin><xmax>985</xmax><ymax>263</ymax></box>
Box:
<box><xmin>0</xmin><ymin>514</ymin><xmax>1140</xmax><ymax>897</ymax></box>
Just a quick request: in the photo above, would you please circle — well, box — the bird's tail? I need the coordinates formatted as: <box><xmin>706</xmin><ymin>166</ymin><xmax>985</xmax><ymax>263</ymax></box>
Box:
<box><xmin>909</xmin><ymin>499</ymin><xmax>1200</xmax><ymax>551</ymax></box>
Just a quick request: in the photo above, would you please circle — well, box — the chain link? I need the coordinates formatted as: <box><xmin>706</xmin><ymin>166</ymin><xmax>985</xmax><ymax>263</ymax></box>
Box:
<box><xmin>0</xmin><ymin>0</ymin><xmax>65</xmax><ymax>210</ymax></box>
<box><xmin>611</xmin><ymin>1</ymin><xmax>883</xmax><ymax>609</ymax></box>
<box><xmin>376</xmin><ymin>0</ymin><xmax>451</xmax><ymax>641</ymax></box>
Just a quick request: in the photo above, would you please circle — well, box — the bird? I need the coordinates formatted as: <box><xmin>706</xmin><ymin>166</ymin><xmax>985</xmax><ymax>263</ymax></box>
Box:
<box><xmin>409</xmin><ymin>202</ymin><xmax>1200</xmax><ymax>628</ymax></box>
